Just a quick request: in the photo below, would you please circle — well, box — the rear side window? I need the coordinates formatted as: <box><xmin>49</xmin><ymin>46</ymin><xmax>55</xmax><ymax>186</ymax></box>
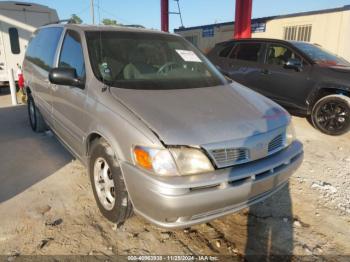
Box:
<box><xmin>9</xmin><ymin>28</ymin><xmax>20</xmax><ymax>54</ymax></box>
<box><xmin>25</xmin><ymin>27</ymin><xmax>63</xmax><ymax>71</ymax></box>
<box><xmin>218</xmin><ymin>43</ymin><xmax>235</xmax><ymax>57</ymax></box>
<box><xmin>59</xmin><ymin>30</ymin><xmax>85</xmax><ymax>79</ymax></box>
<box><xmin>230</xmin><ymin>43</ymin><xmax>262</xmax><ymax>62</ymax></box>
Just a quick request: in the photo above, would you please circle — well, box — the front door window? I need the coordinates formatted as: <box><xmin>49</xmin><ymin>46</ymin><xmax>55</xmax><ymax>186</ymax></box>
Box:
<box><xmin>266</xmin><ymin>44</ymin><xmax>301</xmax><ymax>66</ymax></box>
<box><xmin>59</xmin><ymin>30</ymin><xmax>85</xmax><ymax>81</ymax></box>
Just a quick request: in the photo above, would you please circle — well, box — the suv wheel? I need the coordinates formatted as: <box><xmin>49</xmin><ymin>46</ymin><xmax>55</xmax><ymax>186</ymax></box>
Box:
<box><xmin>311</xmin><ymin>94</ymin><xmax>350</xmax><ymax>136</ymax></box>
<box><xmin>27</xmin><ymin>94</ymin><xmax>48</xmax><ymax>133</ymax></box>
<box><xmin>89</xmin><ymin>138</ymin><xmax>133</xmax><ymax>223</ymax></box>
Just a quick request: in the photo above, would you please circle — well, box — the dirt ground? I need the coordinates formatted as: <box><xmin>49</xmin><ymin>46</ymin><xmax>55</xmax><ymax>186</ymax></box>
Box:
<box><xmin>0</xmin><ymin>90</ymin><xmax>349</xmax><ymax>259</ymax></box>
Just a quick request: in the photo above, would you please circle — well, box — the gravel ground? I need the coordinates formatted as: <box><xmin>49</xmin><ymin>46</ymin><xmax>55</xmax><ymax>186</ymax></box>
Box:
<box><xmin>0</xmin><ymin>91</ymin><xmax>349</xmax><ymax>259</ymax></box>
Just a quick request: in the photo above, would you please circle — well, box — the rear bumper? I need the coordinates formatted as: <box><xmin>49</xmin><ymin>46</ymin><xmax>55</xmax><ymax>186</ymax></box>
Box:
<box><xmin>121</xmin><ymin>140</ymin><xmax>303</xmax><ymax>229</ymax></box>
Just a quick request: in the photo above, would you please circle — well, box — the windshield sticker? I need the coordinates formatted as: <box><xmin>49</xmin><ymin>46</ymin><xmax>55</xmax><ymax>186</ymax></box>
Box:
<box><xmin>175</xmin><ymin>50</ymin><xmax>202</xmax><ymax>63</ymax></box>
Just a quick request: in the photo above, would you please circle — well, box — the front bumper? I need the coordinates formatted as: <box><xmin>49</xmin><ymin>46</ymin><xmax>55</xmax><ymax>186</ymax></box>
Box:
<box><xmin>121</xmin><ymin>140</ymin><xmax>303</xmax><ymax>229</ymax></box>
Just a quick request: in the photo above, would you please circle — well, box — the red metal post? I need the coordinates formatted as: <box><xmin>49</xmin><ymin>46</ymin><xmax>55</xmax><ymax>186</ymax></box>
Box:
<box><xmin>161</xmin><ymin>0</ymin><xmax>169</xmax><ymax>32</ymax></box>
<box><xmin>234</xmin><ymin>0</ymin><xmax>253</xmax><ymax>39</ymax></box>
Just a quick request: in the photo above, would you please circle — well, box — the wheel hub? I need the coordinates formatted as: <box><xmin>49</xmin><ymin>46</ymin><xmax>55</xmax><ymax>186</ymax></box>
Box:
<box><xmin>93</xmin><ymin>157</ymin><xmax>115</xmax><ymax>210</ymax></box>
<box><xmin>316</xmin><ymin>101</ymin><xmax>349</xmax><ymax>132</ymax></box>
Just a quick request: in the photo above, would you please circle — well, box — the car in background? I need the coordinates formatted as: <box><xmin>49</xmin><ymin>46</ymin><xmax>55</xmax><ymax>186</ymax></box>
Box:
<box><xmin>0</xmin><ymin>1</ymin><xmax>58</xmax><ymax>85</ymax></box>
<box><xmin>207</xmin><ymin>39</ymin><xmax>350</xmax><ymax>136</ymax></box>
<box><xmin>23</xmin><ymin>24</ymin><xmax>303</xmax><ymax>228</ymax></box>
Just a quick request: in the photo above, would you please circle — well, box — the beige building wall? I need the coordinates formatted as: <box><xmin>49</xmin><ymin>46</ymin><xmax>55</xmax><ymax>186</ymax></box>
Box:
<box><xmin>337</xmin><ymin>11</ymin><xmax>350</xmax><ymax>61</ymax></box>
<box><xmin>177</xmin><ymin>8</ymin><xmax>350</xmax><ymax>61</ymax></box>
<box><xmin>178</xmin><ymin>25</ymin><xmax>234</xmax><ymax>53</ymax></box>
<box><xmin>254</xmin><ymin>10</ymin><xmax>350</xmax><ymax>61</ymax></box>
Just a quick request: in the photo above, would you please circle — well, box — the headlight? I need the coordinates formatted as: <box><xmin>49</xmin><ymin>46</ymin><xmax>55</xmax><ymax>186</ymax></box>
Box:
<box><xmin>286</xmin><ymin>121</ymin><xmax>296</xmax><ymax>147</ymax></box>
<box><xmin>169</xmin><ymin>147</ymin><xmax>214</xmax><ymax>175</ymax></box>
<box><xmin>133</xmin><ymin>146</ymin><xmax>214</xmax><ymax>176</ymax></box>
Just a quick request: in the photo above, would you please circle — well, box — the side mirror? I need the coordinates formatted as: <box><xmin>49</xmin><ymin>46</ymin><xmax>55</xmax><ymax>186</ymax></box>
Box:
<box><xmin>284</xmin><ymin>58</ymin><xmax>303</xmax><ymax>72</ymax></box>
<box><xmin>49</xmin><ymin>67</ymin><xmax>84</xmax><ymax>88</ymax></box>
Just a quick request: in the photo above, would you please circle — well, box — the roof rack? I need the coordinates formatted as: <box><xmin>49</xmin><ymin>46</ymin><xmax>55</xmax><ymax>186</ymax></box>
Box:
<box><xmin>43</xmin><ymin>19</ymin><xmax>76</xmax><ymax>26</ymax></box>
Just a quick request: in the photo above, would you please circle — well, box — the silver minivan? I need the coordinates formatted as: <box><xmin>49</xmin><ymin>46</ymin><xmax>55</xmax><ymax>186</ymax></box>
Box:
<box><xmin>23</xmin><ymin>24</ymin><xmax>304</xmax><ymax>228</ymax></box>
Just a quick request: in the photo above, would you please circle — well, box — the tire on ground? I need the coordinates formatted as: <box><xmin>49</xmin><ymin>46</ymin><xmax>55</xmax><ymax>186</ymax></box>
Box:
<box><xmin>27</xmin><ymin>94</ymin><xmax>48</xmax><ymax>133</ymax></box>
<box><xmin>89</xmin><ymin>138</ymin><xmax>133</xmax><ymax>223</ymax></box>
<box><xmin>311</xmin><ymin>94</ymin><xmax>350</xmax><ymax>136</ymax></box>
<box><xmin>306</xmin><ymin>114</ymin><xmax>314</xmax><ymax>127</ymax></box>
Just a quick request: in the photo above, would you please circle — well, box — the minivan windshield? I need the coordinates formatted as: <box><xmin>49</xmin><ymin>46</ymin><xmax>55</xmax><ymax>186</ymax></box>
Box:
<box><xmin>292</xmin><ymin>42</ymin><xmax>350</xmax><ymax>67</ymax></box>
<box><xmin>85</xmin><ymin>31</ymin><xmax>226</xmax><ymax>89</ymax></box>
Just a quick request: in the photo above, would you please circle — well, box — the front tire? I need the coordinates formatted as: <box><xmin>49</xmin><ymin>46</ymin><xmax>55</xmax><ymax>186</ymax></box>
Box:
<box><xmin>27</xmin><ymin>94</ymin><xmax>48</xmax><ymax>133</ymax></box>
<box><xmin>89</xmin><ymin>138</ymin><xmax>133</xmax><ymax>223</ymax></box>
<box><xmin>311</xmin><ymin>94</ymin><xmax>350</xmax><ymax>136</ymax></box>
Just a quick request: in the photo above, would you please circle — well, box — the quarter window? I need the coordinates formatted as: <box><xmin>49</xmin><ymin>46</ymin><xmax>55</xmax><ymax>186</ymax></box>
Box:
<box><xmin>59</xmin><ymin>30</ymin><xmax>85</xmax><ymax>79</ymax></box>
<box><xmin>230</xmin><ymin>43</ymin><xmax>262</xmax><ymax>62</ymax></box>
<box><xmin>8</xmin><ymin>28</ymin><xmax>20</xmax><ymax>54</ymax></box>
<box><xmin>219</xmin><ymin>44</ymin><xmax>235</xmax><ymax>58</ymax></box>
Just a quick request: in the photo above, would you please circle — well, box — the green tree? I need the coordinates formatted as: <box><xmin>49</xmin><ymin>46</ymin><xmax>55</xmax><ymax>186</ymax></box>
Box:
<box><xmin>71</xmin><ymin>14</ymin><xmax>83</xmax><ymax>24</ymax></box>
<box><xmin>102</xmin><ymin>18</ymin><xmax>119</xmax><ymax>26</ymax></box>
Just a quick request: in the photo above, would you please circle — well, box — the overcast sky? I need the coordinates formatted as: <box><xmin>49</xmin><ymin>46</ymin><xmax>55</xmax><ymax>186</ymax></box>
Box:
<box><xmin>15</xmin><ymin>0</ymin><xmax>350</xmax><ymax>31</ymax></box>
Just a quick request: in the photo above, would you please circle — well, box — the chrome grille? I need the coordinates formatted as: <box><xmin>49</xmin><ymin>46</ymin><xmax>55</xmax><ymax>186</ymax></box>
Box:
<box><xmin>207</xmin><ymin>132</ymin><xmax>286</xmax><ymax>168</ymax></box>
<box><xmin>268</xmin><ymin>134</ymin><xmax>284</xmax><ymax>153</ymax></box>
<box><xmin>210</xmin><ymin>148</ymin><xmax>249</xmax><ymax>167</ymax></box>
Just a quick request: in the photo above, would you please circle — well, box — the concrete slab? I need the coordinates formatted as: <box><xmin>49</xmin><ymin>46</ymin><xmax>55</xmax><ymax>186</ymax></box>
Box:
<box><xmin>0</xmin><ymin>92</ymin><xmax>72</xmax><ymax>204</ymax></box>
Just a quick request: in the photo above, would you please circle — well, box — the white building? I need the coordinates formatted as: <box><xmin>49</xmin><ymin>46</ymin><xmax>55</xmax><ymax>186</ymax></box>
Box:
<box><xmin>175</xmin><ymin>5</ymin><xmax>350</xmax><ymax>61</ymax></box>
<box><xmin>0</xmin><ymin>1</ymin><xmax>58</xmax><ymax>83</ymax></box>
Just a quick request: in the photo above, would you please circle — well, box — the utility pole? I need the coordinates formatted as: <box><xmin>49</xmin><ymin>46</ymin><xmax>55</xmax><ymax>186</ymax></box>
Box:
<box><xmin>161</xmin><ymin>0</ymin><xmax>169</xmax><ymax>32</ymax></box>
<box><xmin>174</xmin><ymin>0</ymin><xmax>184</xmax><ymax>28</ymax></box>
<box><xmin>90</xmin><ymin>0</ymin><xmax>95</xmax><ymax>25</ymax></box>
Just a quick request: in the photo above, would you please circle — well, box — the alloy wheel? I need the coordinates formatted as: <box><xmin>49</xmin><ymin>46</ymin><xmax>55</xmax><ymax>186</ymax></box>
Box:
<box><xmin>315</xmin><ymin>101</ymin><xmax>349</xmax><ymax>133</ymax></box>
<box><xmin>93</xmin><ymin>157</ymin><xmax>116</xmax><ymax>211</ymax></box>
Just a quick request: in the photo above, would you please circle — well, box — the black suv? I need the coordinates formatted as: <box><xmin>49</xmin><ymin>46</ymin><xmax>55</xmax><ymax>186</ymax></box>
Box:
<box><xmin>207</xmin><ymin>39</ymin><xmax>350</xmax><ymax>136</ymax></box>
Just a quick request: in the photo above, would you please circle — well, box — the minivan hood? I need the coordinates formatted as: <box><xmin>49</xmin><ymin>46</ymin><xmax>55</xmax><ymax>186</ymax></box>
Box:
<box><xmin>110</xmin><ymin>83</ymin><xmax>290</xmax><ymax>145</ymax></box>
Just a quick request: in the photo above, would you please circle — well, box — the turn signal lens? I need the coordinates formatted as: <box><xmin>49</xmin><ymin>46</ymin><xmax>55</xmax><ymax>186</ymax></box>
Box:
<box><xmin>134</xmin><ymin>147</ymin><xmax>153</xmax><ymax>170</ymax></box>
<box><xmin>133</xmin><ymin>146</ymin><xmax>178</xmax><ymax>176</ymax></box>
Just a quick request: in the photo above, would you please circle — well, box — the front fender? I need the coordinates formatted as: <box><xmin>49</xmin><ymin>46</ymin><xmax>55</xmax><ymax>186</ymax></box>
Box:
<box><xmin>83</xmin><ymin>98</ymin><xmax>163</xmax><ymax>165</ymax></box>
<box><xmin>306</xmin><ymin>82</ymin><xmax>350</xmax><ymax>112</ymax></box>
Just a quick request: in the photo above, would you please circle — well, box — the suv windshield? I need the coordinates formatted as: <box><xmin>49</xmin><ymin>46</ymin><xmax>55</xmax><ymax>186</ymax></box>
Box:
<box><xmin>85</xmin><ymin>31</ymin><xmax>226</xmax><ymax>89</ymax></box>
<box><xmin>292</xmin><ymin>42</ymin><xmax>350</xmax><ymax>67</ymax></box>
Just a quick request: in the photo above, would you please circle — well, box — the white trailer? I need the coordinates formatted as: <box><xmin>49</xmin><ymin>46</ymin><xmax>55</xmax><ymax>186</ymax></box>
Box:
<box><xmin>0</xmin><ymin>1</ymin><xmax>58</xmax><ymax>84</ymax></box>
